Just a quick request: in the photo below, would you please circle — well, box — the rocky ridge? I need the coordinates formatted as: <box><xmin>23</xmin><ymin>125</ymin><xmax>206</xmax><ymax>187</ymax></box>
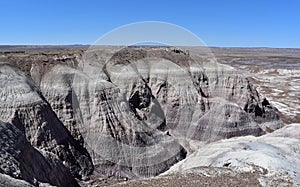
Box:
<box><xmin>0</xmin><ymin>46</ymin><xmax>291</xmax><ymax>186</ymax></box>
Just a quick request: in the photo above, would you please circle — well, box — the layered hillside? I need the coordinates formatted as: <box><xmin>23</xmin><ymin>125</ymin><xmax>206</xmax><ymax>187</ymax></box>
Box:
<box><xmin>0</xmin><ymin>46</ymin><xmax>289</xmax><ymax>186</ymax></box>
<box><xmin>0</xmin><ymin>120</ymin><xmax>79</xmax><ymax>187</ymax></box>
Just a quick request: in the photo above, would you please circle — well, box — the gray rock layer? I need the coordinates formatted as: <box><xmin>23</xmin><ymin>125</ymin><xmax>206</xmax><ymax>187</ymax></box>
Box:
<box><xmin>0</xmin><ymin>120</ymin><xmax>79</xmax><ymax>187</ymax></box>
<box><xmin>41</xmin><ymin>65</ymin><xmax>187</xmax><ymax>178</ymax></box>
<box><xmin>0</xmin><ymin>47</ymin><xmax>284</xmax><ymax>183</ymax></box>
<box><xmin>103</xmin><ymin>48</ymin><xmax>283</xmax><ymax>141</ymax></box>
<box><xmin>0</xmin><ymin>63</ymin><xmax>93</xmax><ymax>180</ymax></box>
<box><xmin>38</xmin><ymin>47</ymin><xmax>282</xmax><ymax>179</ymax></box>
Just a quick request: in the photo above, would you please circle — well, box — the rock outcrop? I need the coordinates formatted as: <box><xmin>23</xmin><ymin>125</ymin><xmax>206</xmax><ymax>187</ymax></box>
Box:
<box><xmin>101</xmin><ymin>47</ymin><xmax>283</xmax><ymax>142</ymax></box>
<box><xmin>0</xmin><ymin>63</ymin><xmax>93</xmax><ymax>180</ymax></box>
<box><xmin>164</xmin><ymin>123</ymin><xmax>300</xmax><ymax>186</ymax></box>
<box><xmin>36</xmin><ymin>47</ymin><xmax>283</xmax><ymax>179</ymax></box>
<box><xmin>40</xmin><ymin>64</ymin><xmax>187</xmax><ymax>178</ymax></box>
<box><xmin>0</xmin><ymin>120</ymin><xmax>79</xmax><ymax>186</ymax></box>
<box><xmin>0</xmin><ymin>46</ymin><xmax>285</xmax><ymax>184</ymax></box>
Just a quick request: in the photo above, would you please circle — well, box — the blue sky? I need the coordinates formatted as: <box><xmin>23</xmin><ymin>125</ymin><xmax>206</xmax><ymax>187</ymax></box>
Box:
<box><xmin>0</xmin><ymin>0</ymin><xmax>299</xmax><ymax>47</ymax></box>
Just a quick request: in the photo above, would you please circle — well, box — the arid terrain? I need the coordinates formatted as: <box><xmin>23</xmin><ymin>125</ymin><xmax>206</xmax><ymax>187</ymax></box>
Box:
<box><xmin>1</xmin><ymin>45</ymin><xmax>299</xmax><ymax>123</ymax></box>
<box><xmin>211</xmin><ymin>47</ymin><xmax>300</xmax><ymax>124</ymax></box>
<box><xmin>0</xmin><ymin>45</ymin><xmax>299</xmax><ymax>187</ymax></box>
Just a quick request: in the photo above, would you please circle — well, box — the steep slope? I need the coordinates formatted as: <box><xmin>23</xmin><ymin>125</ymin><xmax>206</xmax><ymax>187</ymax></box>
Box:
<box><xmin>40</xmin><ymin>64</ymin><xmax>187</xmax><ymax>178</ymax></box>
<box><xmin>0</xmin><ymin>46</ymin><xmax>295</xmax><ymax>185</ymax></box>
<box><xmin>0</xmin><ymin>120</ymin><xmax>79</xmax><ymax>186</ymax></box>
<box><xmin>0</xmin><ymin>63</ymin><xmax>93</xmax><ymax>179</ymax></box>
<box><xmin>37</xmin><ymin>47</ymin><xmax>283</xmax><ymax>179</ymax></box>
<box><xmin>103</xmin><ymin>47</ymin><xmax>283</xmax><ymax>142</ymax></box>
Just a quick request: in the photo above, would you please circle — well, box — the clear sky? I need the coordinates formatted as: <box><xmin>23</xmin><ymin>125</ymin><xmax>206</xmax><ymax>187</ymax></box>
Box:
<box><xmin>0</xmin><ymin>0</ymin><xmax>299</xmax><ymax>47</ymax></box>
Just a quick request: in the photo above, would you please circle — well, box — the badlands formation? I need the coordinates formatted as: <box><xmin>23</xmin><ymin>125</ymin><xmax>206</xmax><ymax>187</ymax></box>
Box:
<box><xmin>0</xmin><ymin>46</ymin><xmax>299</xmax><ymax>186</ymax></box>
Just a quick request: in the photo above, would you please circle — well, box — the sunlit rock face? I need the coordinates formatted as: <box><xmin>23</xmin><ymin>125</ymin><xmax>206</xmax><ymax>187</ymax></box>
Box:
<box><xmin>0</xmin><ymin>46</ymin><xmax>297</xmax><ymax>186</ymax></box>
<box><xmin>102</xmin><ymin>47</ymin><xmax>282</xmax><ymax>141</ymax></box>
<box><xmin>37</xmin><ymin>47</ymin><xmax>282</xmax><ymax>179</ymax></box>
<box><xmin>163</xmin><ymin>123</ymin><xmax>300</xmax><ymax>186</ymax></box>
<box><xmin>0</xmin><ymin>63</ymin><xmax>93</xmax><ymax>180</ymax></box>
<box><xmin>40</xmin><ymin>64</ymin><xmax>187</xmax><ymax>178</ymax></box>
<box><xmin>0</xmin><ymin>46</ymin><xmax>284</xmax><ymax>183</ymax></box>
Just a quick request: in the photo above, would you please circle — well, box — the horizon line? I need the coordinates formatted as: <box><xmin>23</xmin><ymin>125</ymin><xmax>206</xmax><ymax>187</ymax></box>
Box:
<box><xmin>0</xmin><ymin>44</ymin><xmax>300</xmax><ymax>49</ymax></box>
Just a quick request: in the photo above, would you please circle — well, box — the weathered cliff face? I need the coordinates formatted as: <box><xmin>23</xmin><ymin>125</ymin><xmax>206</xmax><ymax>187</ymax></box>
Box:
<box><xmin>0</xmin><ymin>120</ymin><xmax>79</xmax><ymax>187</ymax></box>
<box><xmin>0</xmin><ymin>63</ymin><xmax>93</xmax><ymax>180</ymax></box>
<box><xmin>35</xmin><ymin>47</ymin><xmax>283</xmax><ymax>179</ymax></box>
<box><xmin>40</xmin><ymin>64</ymin><xmax>187</xmax><ymax>178</ymax></box>
<box><xmin>0</xmin><ymin>46</ymin><xmax>285</xmax><ymax>184</ymax></box>
<box><xmin>101</xmin><ymin>47</ymin><xmax>282</xmax><ymax>142</ymax></box>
